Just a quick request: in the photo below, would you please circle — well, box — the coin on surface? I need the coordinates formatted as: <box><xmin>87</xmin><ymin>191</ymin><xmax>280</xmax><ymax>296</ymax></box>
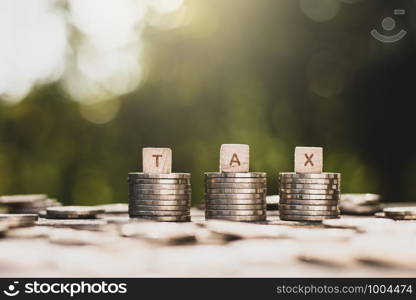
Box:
<box><xmin>46</xmin><ymin>206</ymin><xmax>104</xmax><ymax>219</ymax></box>
<box><xmin>0</xmin><ymin>194</ymin><xmax>47</xmax><ymax>204</ymax></box>
<box><xmin>383</xmin><ymin>207</ymin><xmax>416</xmax><ymax>216</ymax></box>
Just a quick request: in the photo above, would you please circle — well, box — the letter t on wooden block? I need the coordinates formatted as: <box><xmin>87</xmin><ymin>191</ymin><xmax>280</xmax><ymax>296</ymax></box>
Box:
<box><xmin>142</xmin><ymin>148</ymin><xmax>172</xmax><ymax>174</ymax></box>
<box><xmin>220</xmin><ymin>144</ymin><xmax>249</xmax><ymax>173</ymax></box>
<box><xmin>295</xmin><ymin>147</ymin><xmax>323</xmax><ymax>173</ymax></box>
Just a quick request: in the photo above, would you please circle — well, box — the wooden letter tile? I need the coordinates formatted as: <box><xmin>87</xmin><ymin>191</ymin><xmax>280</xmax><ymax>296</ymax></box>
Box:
<box><xmin>294</xmin><ymin>146</ymin><xmax>323</xmax><ymax>173</ymax></box>
<box><xmin>220</xmin><ymin>144</ymin><xmax>249</xmax><ymax>173</ymax></box>
<box><xmin>142</xmin><ymin>148</ymin><xmax>172</xmax><ymax>174</ymax></box>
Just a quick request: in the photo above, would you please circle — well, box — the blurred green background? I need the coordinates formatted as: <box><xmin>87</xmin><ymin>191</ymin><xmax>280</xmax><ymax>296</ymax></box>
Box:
<box><xmin>1</xmin><ymin>0</ymin><xmax>415</xmax><ymax>205</ymax></box>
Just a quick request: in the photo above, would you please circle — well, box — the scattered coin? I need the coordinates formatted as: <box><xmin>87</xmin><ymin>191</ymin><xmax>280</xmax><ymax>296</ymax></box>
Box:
<box><xmin>46</xmin><ymin>206</ymin><xmax>104</xmax><ymax>219</ymax></box>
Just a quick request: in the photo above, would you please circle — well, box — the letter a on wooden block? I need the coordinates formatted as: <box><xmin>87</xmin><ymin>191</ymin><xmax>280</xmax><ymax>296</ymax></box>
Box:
<box><xmin>294</xmin><ymin>147</ymin><xmax>323</xmax><ymax>173</ymax></box>
<box><xmin>142</xmin><ymin>148</ymin><xmax>172</xmax><ymax>174</ymax></box>
<box><xmin>220</xmin><ymin>144</ymin><xmax>249</xmax><ymax>172</ymax></box>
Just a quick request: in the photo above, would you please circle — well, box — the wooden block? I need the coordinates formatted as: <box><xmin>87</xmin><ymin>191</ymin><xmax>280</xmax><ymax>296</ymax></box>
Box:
<box><xmin>220</xmin><ymin>144</ymin><xmax>249</xmax><ymax>173</ymax></box>
<box><xmin>142</xmin><ymin>148</ymin><xmax>172</xmax><ymax>174</ymax></box>
<box><xmin>294</xmin><ymin>147</ymin><xmax>323</xmax><ymax>173</ymax></box>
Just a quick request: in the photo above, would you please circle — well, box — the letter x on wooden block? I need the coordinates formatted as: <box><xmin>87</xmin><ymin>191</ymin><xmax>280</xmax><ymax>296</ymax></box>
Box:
<box><xmin>294</xmin><ymin>147</ymin><xmax>323</xmax><ymax>173</ymax></box>
<box><xmin>220</xmin><ymin>144</ymin><xmax>249</xmax><ymax>173</ymax></box>
<box><xmin>142</xmin><ymin>147</ymin><xmax>172</xmax><ymax>174</ymax></box>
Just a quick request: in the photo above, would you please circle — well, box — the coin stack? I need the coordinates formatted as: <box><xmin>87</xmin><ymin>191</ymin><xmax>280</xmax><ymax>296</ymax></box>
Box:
<box><xmin>278</xmin><ymin>172</ymin><xmax>341</xmax><ymax>222</ymax></box>
<box><xmin>204</xmin><ymin>172</ymin><xmax>267</xmax><ymax>222</ymax></box>
<box><xmin>128</xmin><ymin>173</ymin><xmax>191</xmax><ymax>222</ymax></box>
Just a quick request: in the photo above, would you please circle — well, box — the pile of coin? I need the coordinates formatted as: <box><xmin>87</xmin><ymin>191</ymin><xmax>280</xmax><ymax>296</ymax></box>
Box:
<box><xmin>278</xmin><ymin>172</ymin><xmax>341</xmax><ymax>222</ymax></box>
<box><xmin>204</xmin><ymin>172</ymin><xmax>267</xmax><ymax>222</ymax></box>
<box><xmin>0</xmin><ymin>194</ymin><xmax>61</xmax><ymax>214</ymax></box>
<box><xmin>340</xmin><ymin>193</ymin><xmax>382</xmax><ymax>215</ymax></box>
<box><xmin>128</xmin><ymin>173</ymin><xmax>191</xmax><ymax>222</ymax></box>
<box><xmin>382</xmin><ymin>207</ymin><xmax>416</xmax><ymax>220</ymax></box>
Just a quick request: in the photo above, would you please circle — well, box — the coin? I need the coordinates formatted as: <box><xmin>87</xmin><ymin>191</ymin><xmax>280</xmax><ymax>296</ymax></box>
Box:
<box><xmin>205</xmin><ymin>204</ymin><xmax>266</xmax><ymax>210</ymax></box>
<box><xmin>204</xmin><ymin>199</ymin><xmax>265</xmax><ymax>205</ymax></box>
<box><xmin>205</xmin><ymin>215</ymin><xmax>266</xmax><ymax>222</ymax></box>
<box><xmin>131</xmin><ymin>215</ymin><xmax>191</xmax><ymax>222</ymax></box>
<box><xmin>205</xmin><ymin>193</ymin><xmax>265</xmax><ymax>200</ymax></box>
<box><xmin>280</xmin><ymin>194</ymin><xmax>339</xmax><ymax>200</ymax></box>
<box><xmin>279</xmin><ymin>204</ymin><xmax>338</xmax><ymax>211</ymax></box>
<box><xmin>130</xmin><ymin>210</ymin><xmax>190</xmax><ymax>216</ymax></box>
<box><xmin>279</xmin><ymin>199</ymin><xmax>338</xmax><ymax>205</ymax></box>
<box><xmin>36</xmin><ymin>218</ymin><xmax>107</xmax><ymax>229</ymax></box>
<box><xmin>385</xmin><ymin>215</ymin><xmax>416</xmax><ymax>220</ymax></box>
<box><xmin>206</xmin><ymin>210</ymin><xmax>265</xmax><ymax>216</ymax></box>
<box><xmin>0</xmin><ymin>194</ymin><xmax>47</xmax><ymax>204</ymax></box>
<box><xmin>206</xmin><ymin>178</ymin><xmax>267</xmax><ymax>183</ymax></box>
<box><xmin>205</xmin><ymin>183</ymin><xmax>266</xmax><ymax>189</ymax></box>
<box><xmin>279</xmin><ymin>209</ymin><xmax>339</xmax><ymax>216</ymax></box>
<box><xmin>279</xmin><ymin>172</ymin><xmax>341</xmax><ymax>179</ymax></box>
<box><xmin>46</xmin><ymin>206</ymin><xmax>104</xmax><ymax>219</ymax></box>
<box><xmin>279</xmin><ymin>178</ymin><xmax>340</xmax><ymax>185</ymax></box>
<box><xmin>131</xmin><ymin>189</ymin><xmax>191</xmax><ymax>195</ymax></box>
<box><xmin>205</xmin><ymin>172</ymin><xmax>266</xmax><ymax>178</ymax></box>
<box><xmin>130</xmin><ymin>184</ymin><xmax>191</xmax><ymax>190</ymax></box>
<box><xmin>128</xmin><ymin>179</ymin><xmax>190</xmax><ymax>184</ymax></box>
<box><xmin>280</xmin><ymin>214</ymin><xmax>339</xmax><ymax>221</ymax></box>
<box><xmin>128</xmin><ymin>172</ymin><xmax>191</xmax><ymax>179</ymax></box>
<box><xmin>207</xmin><ymin>188</ymin><xmax>266</xmax><ymax>194</ymax></box>
<box><xmin>383</xmin><ymin>207</ymin><xmax>416</xmax><ymax>216</ymax></box>
<box><xmin>0</xmin><ymin>214</ymin><xmax>38</xmax><ymax>227</ymax></box>
<box><xmin>129</xmin><ymin>205</ymin><xmax>189</xmax><ymax>211</ymax></box>
<box><xmin>279</xmin><ymin>183</ymin><xmax>339</xmax><ymax>190</ymax></box>
<box><xmin>129</xmin><ymin>194</ymin><xmax>191</xmax><ymax>200</ymax></box>
<box><xmin>129</xmin><ymin>199</ymin><xmax>190</xmax><ymax>206</ymax></box>
<box><xmin>341</xmin><ymin>193</ymin><xmax>380</xmax><ymax>205</ymax></box>
<box><xmin>280</xmin><ymin>189</ymin><xmax>339</xmax><ymax>195</ymax></box>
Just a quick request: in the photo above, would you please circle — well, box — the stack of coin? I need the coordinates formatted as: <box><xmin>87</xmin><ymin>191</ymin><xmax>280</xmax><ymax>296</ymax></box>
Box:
<box><xmin>278</xmin><ymin>172</ymin><xmax>341</xmax><ymax>222</ymax></box>
<box><xmin>0</xmin><ymin>194</ymin><xmax>61</xmax><ymax>214</ymax></box>
<box><xmin>340</xmin><ymin>193</ymin><xmax>382</xmax><ymax>215</ymax></box>
<box><xmin>128</xmin><ymin>173</ymin><xmax>191</xmax><ymax>222</ymax></box>
<box><xmin>383</xmin><ymin>207</ymin><xmax>416</xmax><ymax>220</ymax></box>
<box><xmin>204</xmin><ymin>172</ymin><xmax>267</xmax><ymax>222</ymax></box>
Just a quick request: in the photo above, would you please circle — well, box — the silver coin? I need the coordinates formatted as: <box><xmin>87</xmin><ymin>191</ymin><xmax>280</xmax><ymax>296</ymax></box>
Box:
<box><xmin>279</xmin><ymin>178</ymin><xmax>340</xmax><ymax>185</ymax></box>
<box><xmin>206</xmin><ymin>183</ymin><xmax>266</xmax><ymax>189</ymax></box>
<box><xmin>279</xmin><ymin>199</ymin><xmax>338</xmax><ymax>205</ymax></box>
<box><xmin>129</xmin><ymin>205</ymin><xmax>189</xmax><ymax>211</ymax></box>
<box><xmin>131</xmin><ymin>189</ymin><xmax>191</xmax><ymax>195</ymax></box>
<box><xmin>36</xmin><ymin>218</ymin><xmax>107</xmax><ymax>228</ymax></box>
<box><xmin>341</xmin><ymin>193</ymin><xmax>380</xmax><ymax>205</ymax></box>
<box><xmin>279</xmin><ymin>209</ymin><xmax>339</xmax><ymax>216</ymax></box>
<box><xmin>205</xmin><ymin>199</ymin><xmax>265</xmax><ymax>205</ymax></box>
<box><xmin>279</xmin><ymin>204</ymin><xmax>338</xmax><ymax>211</ymax></box>
<box><xmin>280</xmin><ymin>214</ymin><xmax>339</xmax><ymax>221</ymax></box>
<box><xmin>130</xmin><ymin>215</ymin><xmax>191</xmax><ymax>222</ymax></box>
<box><xmin>207</xmin><ymin>188</ymin><xmax>266</xmax><ymax>194</ymax></box>
<box><xmin>46</xmin><ymin>206</ymin><xmax>104</xmax><ymax>218</ymax></box>
<box><xmin>0</xmin><ymin>214</ymin><xmax>38</xmax><ymax>227</ymax></box>
<box><xmin>206</xmin><ymin>178</ymin><xmax>266</xmax><ymax>183</ymax></box>
<box><xmin>206</xmin><ymin>210</ymin><xmax>265</xmax><ymax>216</ymax></box>
<box><xmin>205</xmin><ymin>193</ymin><xmax>265</xmax><ymax>199</ymax></box>
<box><xmin>385</xmin><ymin>215</ymin><xmax>416</xmax><ymax>220</ymax></box>
<box><xmin>130</xmin><ymin>184</ymin><xmax>191</xmax><ymax>190</ymax></box>
<box><xmin>205</xmin><ymin>172</ymin><xmax>266</xmax><ymax>178</ymax></box>
<box><xmin>279</xmin><ymin>172</ymin><xmax>341</xmax><ymax>179</ymax></box>
<box><xmin>280</xmin><ymin>194</ymin><xmax>339</xmax><ymax>200</ymax></box>
<box><xmin>205</xmin><ymin>215</ymin><xmax>266</xmax><ymax>222</ymax></box>
<box><xmin>130</xmin><ymin>210</ymin><xmax>190</xmax><ymax>216</ymax></box>
<box><xmin>128</xmin><ymin>172</ymin><xmax>191</xmax><ymax>179</ymax></box>
<box><xmin>129</xmin><ymin>199</ymin><xmax>190</xmax><ymax>206</ymax></box>
<box><xmin>280</xmin><ymin>189</ymin><xmax>339</xmax><ymax>195</ymax></box>
<box><xmin>383</xmin><ymin>207</ymin><xmax>416</xmax><ymax>216</ymax></box>
<box><xmin>129</xmin><ymin>194</ymin><xmax>191</xmax><ymax>200</ymax></box>
<box><xmin>0</xmin><ymin>194</ymin><xmax>47</xmax><ymax>204</ymax></box>
<box><xmin>279</xmin><ymin>183</ymin><xmax>339</xmax><ymax>190</ymax></box>
<box><xmin>128</xmin><ymin>178</ymin><xmax>190</xmax><ymax>184</ymax></box>
<box><xmin>205</xmin><ymin>204</ymin><xmax>266</xmax><ymax>210</ymax></box>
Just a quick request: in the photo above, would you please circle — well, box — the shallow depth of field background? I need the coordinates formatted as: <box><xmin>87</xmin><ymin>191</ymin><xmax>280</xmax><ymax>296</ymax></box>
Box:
<box><xmin>0</xmin><ymin>0</ymin><xmax>415</xmax><ymax>205</ymax></box>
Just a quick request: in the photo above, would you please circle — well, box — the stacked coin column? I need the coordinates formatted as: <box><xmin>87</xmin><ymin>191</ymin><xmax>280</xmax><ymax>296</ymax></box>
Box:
<box><xmin>128</xmin><ymin>148</ymin><xmax>191</xmax><ymax>222</ymax></box>
<box><xmin>204</xmin><ymin>144</ymin><xmax>267</xmax><ymax>222</ymax></box>
<box><xmin>278</xmin><ymin>147</ymin><xmax>341</xmax><ymax>222</ymax></box>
